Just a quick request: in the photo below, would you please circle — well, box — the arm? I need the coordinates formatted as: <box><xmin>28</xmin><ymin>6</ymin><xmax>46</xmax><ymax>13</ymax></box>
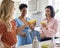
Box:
<box><xmin>40</xmin><ymin>27</ymin><xmax>46</xmax><ymax>38</ymax></box>
<box><xmin>16</xmin><ymin>24</ymin><xmax>27</xmax><ymax>37</ymax></box>
<box><xmin>42</xmin><ymin>20</ymin><xmax>58</xmax><ymax>37</ymax></box>
<box><xmin>16</xmin><ymin>24</ymin><xmax>26</xmax><ymax>34</ymax></box>
<box><xmin>11</xmin><ymin>20</ymin><xmax>26</xmax><ymax>37</ymax></box>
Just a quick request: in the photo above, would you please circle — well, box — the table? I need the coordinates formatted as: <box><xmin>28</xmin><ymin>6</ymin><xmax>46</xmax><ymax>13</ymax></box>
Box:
<box><xmin>16</xmin><ymin>40</ymin><xmax>51</xmax><ymax>48</ymax></box>
<box><xmin>16</xmin><ymin>39</ymin><xmax>60</xmax><ymax>48</ymax></box>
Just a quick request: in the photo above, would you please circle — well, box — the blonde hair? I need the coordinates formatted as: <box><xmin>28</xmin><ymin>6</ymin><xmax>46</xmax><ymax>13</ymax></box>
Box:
<box><xmin>0</xmin><ymin>0</ymin><xmax>14</xmax><ymax>31</ymax></box>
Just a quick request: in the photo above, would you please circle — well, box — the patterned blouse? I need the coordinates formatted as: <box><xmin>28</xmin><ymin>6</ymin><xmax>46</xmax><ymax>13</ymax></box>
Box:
<box><xmin>0</xmin><ymin>20</ymin><xmax>17</xmax><ymax>46</ymax></box>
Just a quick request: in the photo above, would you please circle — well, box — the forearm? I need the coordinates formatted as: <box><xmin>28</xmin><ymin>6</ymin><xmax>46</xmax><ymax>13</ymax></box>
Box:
<box><xmin>16</xmin><ymin>25</ymin><xmax>26</xmax><ymax>34</ymax></box>
<box><xmin>16</xmin><ymin>31</ymin><xmax>22</xmax><ymax>35</ymax></box>
<box><xmin>42</xmin><ymin>27</ymin><xmax>57</xmax><ymax>37</ymax></box>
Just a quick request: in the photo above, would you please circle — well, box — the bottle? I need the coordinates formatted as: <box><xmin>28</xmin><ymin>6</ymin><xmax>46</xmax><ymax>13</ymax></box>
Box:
<box><xmin>32</xmin><ymin>36</ymin><xmax>39</xmax><ymax>48</ymax></box>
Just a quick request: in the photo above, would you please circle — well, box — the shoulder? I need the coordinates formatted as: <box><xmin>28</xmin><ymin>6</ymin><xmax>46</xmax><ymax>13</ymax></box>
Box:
<box><xmin>51</xmin><ymin>18</ymin><xmax>58</xmax><ymax>26</ymax></box>
<box><xmin>15</xmin><ymin>18</ymin><xmax>22</xmax><ymax>23</ymax></box>
<box><xmin>0</xmin><ymin>23</ymin><xmax>6</xmax><ymax>28</ymax></box>
<box><xmin>54</xmin><ymin>18</ymin><xmax>58</xmax><ymax>21</ymax></box>
<box><xmin>53</xmin><ymin>18</ymin><xmax>58</xmax><ymax>23</ymax></box>
<box><xmin>11</xmin><ymin>19</ymin><xmax>16</xmax><ymax>26</ymax></box>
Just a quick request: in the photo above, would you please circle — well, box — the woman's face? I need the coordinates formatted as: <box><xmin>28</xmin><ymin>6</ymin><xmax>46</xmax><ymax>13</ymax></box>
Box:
<box><xmin>20</xmin><ymin>8</ymin><xmax>27</xmax><ymax>17</ymax></box>
<box><xmin>45</xmin><ymin>8</ymin><xmax>51</xmax><ymax>17</ymax></box>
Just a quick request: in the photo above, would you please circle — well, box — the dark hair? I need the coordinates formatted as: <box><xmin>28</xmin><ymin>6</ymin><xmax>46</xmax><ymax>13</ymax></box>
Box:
<box><xmin>45</xmin><ymin>5</ymin><xmax>55</xmax><ymax>18</ymax></box>
<box><xmin>19</xmin><ymin>4</ymin><xmax>28</xmax><ymax>10</ymax></box>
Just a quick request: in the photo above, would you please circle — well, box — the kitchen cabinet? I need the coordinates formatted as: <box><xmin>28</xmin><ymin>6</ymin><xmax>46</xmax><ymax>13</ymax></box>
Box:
<box><xmin>28</xmin><ymin>0</ymin><xmax>41</xmax><ymax>13</ymax></box>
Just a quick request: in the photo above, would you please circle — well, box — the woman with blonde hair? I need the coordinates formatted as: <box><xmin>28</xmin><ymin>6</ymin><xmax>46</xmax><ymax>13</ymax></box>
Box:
<box><xmin>0</xmin><ymin>0</ymin><xmax>26</xmax><ymax>48</ymax></box>
<box><xmin>0</xmin><ymin>0</ymin><xmax>17</xmax><ymax>48</ymax></box>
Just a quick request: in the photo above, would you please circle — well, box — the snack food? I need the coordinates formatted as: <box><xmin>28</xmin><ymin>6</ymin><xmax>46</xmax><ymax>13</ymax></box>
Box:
<box><xmin>28</xmin><ymin>19</ymin><xmax>36</xmax><ymax>25</ymax></box>
<box><xmin>41</xmin><ymin>21</ymin><xmax>46</xmax><ymax>25</ymax></box>
<box><xmin>41</xmin><ymin>44</ymin><xmax>50</xmax><ymax>48</ymax></box>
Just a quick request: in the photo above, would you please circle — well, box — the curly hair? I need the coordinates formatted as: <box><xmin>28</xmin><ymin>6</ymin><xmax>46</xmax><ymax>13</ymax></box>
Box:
<box><xmin>19</xmin><ymin>4</ymin><xmax>28</xmax><ymax>10</ymax></box>
<box><xmin>0</xmin><ymin>0</ymin><xmax>14</xmax><ymax>31</ymax></box>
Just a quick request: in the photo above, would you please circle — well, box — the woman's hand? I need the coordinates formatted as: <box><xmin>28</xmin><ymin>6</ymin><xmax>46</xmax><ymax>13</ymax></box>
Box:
<box><xmin>25</xmin><ymin>22</ymin><xmax>29</xmax><ymax>26</ymax></box>
<box><xmin>41</xmin><ymin>23</ymin><xmax>47</xmax><ymax>27</ymax></box>
<box><xmin>30</xmin><ymin>22</ymin><xmax>36</xmax><ymax>30</ymax></box>
<box><xmin>40</xmin><ymin>32</ymin><xmax>45</xmax><ymax>38</ymax></box>
<box><xmin>24</xmin><ymin>20</ymin><xmax>29</xmax><ymax>27</ymax></box>
<box><xmin>41</xmin><ymin>23</ymin><xmax>48</xmax><ymax>30</ymax></box>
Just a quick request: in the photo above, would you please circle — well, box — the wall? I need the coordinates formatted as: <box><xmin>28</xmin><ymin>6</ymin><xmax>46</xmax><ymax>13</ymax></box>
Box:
<box><xmin>28</xmin><ymin>0</ymin><xmax>49</xmax><ymax>19</ymax></box>
<box><xmin>39</xmin><ymin>0</ymin><xmax>48</xmax><ymax>19</ymax></box>
<box><xmin>28</xmin><ymin>0</ymin><xmax>49</xmax><ymax>27</ymax></box>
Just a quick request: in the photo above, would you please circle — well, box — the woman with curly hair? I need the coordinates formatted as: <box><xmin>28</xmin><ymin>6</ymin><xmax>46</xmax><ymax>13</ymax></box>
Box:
<box><xmin>0</xmin><ymin>0</ymin><xmax>26</xmax><ymax>48</ymax></box>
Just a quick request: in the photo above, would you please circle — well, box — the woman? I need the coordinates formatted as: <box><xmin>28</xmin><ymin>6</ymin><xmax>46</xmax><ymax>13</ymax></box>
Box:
<box><xmin>0</xmin><ymin>0</ymin><xmax>17</xmax><ymax>48</ymax></box>
<box><xmin>0</xmin><ymin>0</ymin><xmax>26</xmax><ymax>48</ymax></box>
<box><xmin>40</xmin><ymin>6</ymin><xmax>58</xmax><ymax>41</ymax></box>
<box><xmin>15</xmin><ymin>4</ymin><xmax>32</xmax><ymax>46</ymax></box>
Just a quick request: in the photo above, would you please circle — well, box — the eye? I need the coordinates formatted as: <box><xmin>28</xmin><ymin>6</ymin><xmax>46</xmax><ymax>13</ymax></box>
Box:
<box><xmin>45</xmin><ymin>8</ymin><xmax>50</xmax><ymax>12</ymax></box>
<box><xmin>47</xmin><ymin>10</ymin><xmax>50</xmax><ymax>12</ymax></box>
<box><xmin>46</xmin><ymin>10</ymin><xmax>49</xmax><ymax>12</ymax></box>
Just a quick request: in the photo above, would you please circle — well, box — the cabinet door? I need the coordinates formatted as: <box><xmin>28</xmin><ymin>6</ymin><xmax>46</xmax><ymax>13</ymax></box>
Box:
<box><xmin>31</xmin><ymin>12</ymin><xmax>42</xmax><ymax>27</ymax></box>
<box><xmin>28</xmin><ymin>0</ymin><xmax>37</xmax><ymax>12</ymax></box>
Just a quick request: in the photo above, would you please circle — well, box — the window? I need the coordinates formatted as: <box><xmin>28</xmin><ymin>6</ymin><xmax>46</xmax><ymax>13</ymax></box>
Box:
<box><xmin>48</xmin><ymin>0</ymin><xmax>60</xmax><ymax>21</ymax></box>
<box><xmin>55</xmin><ymin>0</ymin><xmax>60</xmax><ymax>21</ymax></box>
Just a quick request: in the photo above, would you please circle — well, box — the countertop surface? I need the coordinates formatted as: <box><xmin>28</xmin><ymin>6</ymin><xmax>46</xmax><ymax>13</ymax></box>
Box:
<box><xmin>16</xmin><ymin>39</ymin><xmax>60</xmax><ymax>48</ymax></box>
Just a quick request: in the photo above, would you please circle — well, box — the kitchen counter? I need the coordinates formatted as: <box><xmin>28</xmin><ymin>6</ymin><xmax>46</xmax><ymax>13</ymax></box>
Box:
<box><xmin>16</xmin><ymin>40</ymin><xmax>51</xmax><ymax>48</ymax></box>
<box><xmin>16</xmin><ymin>39</ymin><xmax>60</xmax><ymax>48</ymax></box>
